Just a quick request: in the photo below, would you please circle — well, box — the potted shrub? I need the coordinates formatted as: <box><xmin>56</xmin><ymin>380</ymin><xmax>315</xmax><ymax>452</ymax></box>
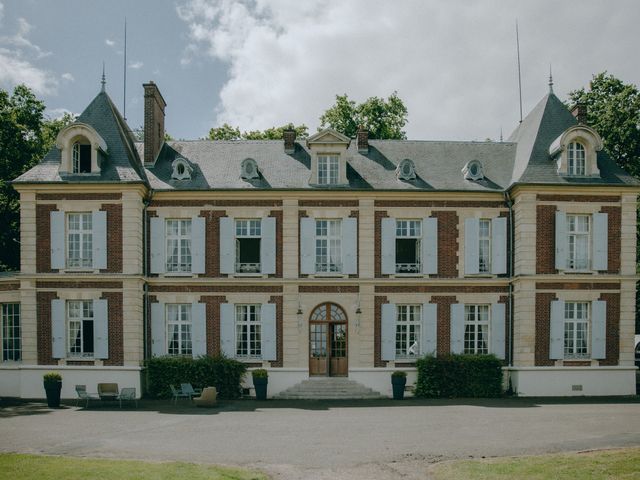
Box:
<box><xmin>391</xmin><ymin>371</ymin><xmax>407</xmax><ymax>400</ymax></box>
<box><xmin>43</xmin><ymin>372</ymin><xmax>62</xmax><ymax>408</ymax></box>
<box><xmin>252</xmin><ymin>369</ymin><xmax>268</xmax><ymax>400</ymax></box>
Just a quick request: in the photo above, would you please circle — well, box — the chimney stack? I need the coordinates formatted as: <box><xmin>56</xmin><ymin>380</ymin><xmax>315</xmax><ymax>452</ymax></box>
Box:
<box><xmin>357</xmin><ymin>126</ymin><xmax>369</xmax><ymax>154</ymax></box>
<box><xmin>571</xmin><ymin>102</ymin><xmax>587</xmax><ymax>125</ymax></box>
<box><xmin>143</xmin><ymin>81</ymin><xmax>167</xmax><ymax>164</ymax></box>
<box><xmin>283</xmin><ymin>128</ymin><xmax>296</xmax><ymax>154</ymax></box>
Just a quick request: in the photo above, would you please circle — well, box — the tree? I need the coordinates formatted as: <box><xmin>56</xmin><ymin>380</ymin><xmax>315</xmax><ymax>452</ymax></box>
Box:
<box><xmin>319</xmin><ymin>92</ymin><xmax>408</xmax><ymax>139</ymax></box>
<box><xmin>208</xmin><ymin>123</ymin><xmax>308</xmax><ymax>141</ymax></box>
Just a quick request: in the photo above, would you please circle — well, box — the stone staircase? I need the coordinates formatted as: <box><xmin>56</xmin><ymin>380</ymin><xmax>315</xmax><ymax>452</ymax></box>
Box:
<box><xmin>277</xmin><ymin>377</ymin><xmax>385</xmax><ymax>400</ymax></box>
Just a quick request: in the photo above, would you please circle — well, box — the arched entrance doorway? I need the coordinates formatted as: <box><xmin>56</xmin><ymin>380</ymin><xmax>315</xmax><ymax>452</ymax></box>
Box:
<box><xmin>309</xmin><ymin>302</ymin><xmax>348</xmax><ymax>377</ymax></box>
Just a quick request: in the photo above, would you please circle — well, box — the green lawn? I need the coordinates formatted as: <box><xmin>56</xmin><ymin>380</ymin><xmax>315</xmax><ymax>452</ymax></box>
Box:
<box><xmin>431</xmin><ymin>448</ymin><xmax>640</xmax><ymax>480</ymax></box>
<box><xmin>0</xmin><ymin>454</ymin><xmax>268</xmax><ymax>480</ymax></box>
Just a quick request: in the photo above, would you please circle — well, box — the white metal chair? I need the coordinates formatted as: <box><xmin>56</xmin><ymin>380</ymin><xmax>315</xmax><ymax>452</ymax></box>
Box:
<box><xmin>118</xmin><ymin>387</ymin><xmax>137</xmax><ymax>408</ymax></box>
<box><xmin>75</xmin><ymin>385</ymin><xmax>99</xmax><ymax>408</ymax></box>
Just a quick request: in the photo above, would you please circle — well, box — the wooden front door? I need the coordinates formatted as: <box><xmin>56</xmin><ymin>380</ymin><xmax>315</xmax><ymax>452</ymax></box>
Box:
<box><xmin>309</xmin><ymin>303</ymin><xmax>348</xmax><ymax>377</ymax></box>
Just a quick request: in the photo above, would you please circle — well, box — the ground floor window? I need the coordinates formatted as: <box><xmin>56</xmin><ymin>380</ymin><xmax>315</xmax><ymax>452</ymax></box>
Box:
<box><xmin>236</xmin><ymin>304</ymin><xmax>261</xmax><ymax>358</ymax></box>
<box><xmin>68</xmin><ymin>300</ymin><xmax>94</xmax><ymax>357</ymax></box>
<box><xmin>396</xmin><ymin>304</ymin><xmax>421</xmax><ymax>358</ymax></box>
<box><xmin>2</xmin><ymin>303</ymin><xmax>20</xmax><ymax>361</ymax></box>
<box><xmin>464</xmin><ymin>304</ymin><xmax>489</xmax><ymax>354</ymax></box>
<box><xmin>564</xmin><ymin>302</ymin><xmax>589</xmax><ymax>358</ymax></box>
<box><xmin>167</xmin><ymin>304</ymin><xmax>192</xmax><ymax>356</ymax></box>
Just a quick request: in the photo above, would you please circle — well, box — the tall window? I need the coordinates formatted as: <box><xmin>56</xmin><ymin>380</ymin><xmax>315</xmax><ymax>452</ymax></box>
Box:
<box><xmin>395</xmin><ymin>220</ymin><xmax>421</xmax><ymax>273</ymax></box>
<box><xmin>67</xmin><ymin>213</ymin><xmax>93</xmax><ymax>268</ymax></box>
<box><xmin>68</xmin><ymin>300</ymin><xmax>94</xmax><ymax>357</ymax></box>
<box><xmin>235</xmin><ymin>219</ymin><xmax>261</xmax><ymax>273</ymax></box>
<box><xmin>567</xmin><ymin>214</ymin><xmax>590</xmax><ymax>270</ymax></box>
<box><xmin>564</xmin><ymin>302</ymin><xmax>589</xmax><ymax>359</ymax></box>
<box><xmin>166</xmin><ymin>219</ymin><xmax>192</xmax><ymax>272</ymax></box>
<box><xmin>396</xmin><ymin>305</ymin><xmax>421</xmax><ymax>358</ymax></box>
<box><xmin>72</xmin><ymin>142</ymin><xmax>92</xmax><ymax>173</ymax></box>
<box><xmin>166</xmin><ymin>304</ymin><xmax>192</xmax><ymax>356</ymax></box>
<box><xmin>568</xmin><ymin>142</ymin><xmax>586</xmax><ymax>176</ymax></box>
<box><xmin>478</xmin><ymin>219</ymin><xmax>491</xmax><ymax>273</ymax></box>
<box><xmin>2</xmin><ymin>303</ymin><xmax>20</xmax><ymax>361</ymax></box>
<box><xmin>236</xmin><ymin>304</ymin><xmax>261</xmax><ymax>358</ymax></box>
<box><xmin>317</xmin><ymin>154</ymin><xmax>339</xmax><ymax>185</ymax></box>
<box><xmin>315</xmin><ymin>219</ymin><xmax>342</xmax><ymax>273</ymax></box>
<box><xmin>464</xmin><ymin>304</ymin><xmax>489</xmax><ymax>354</ymax></box>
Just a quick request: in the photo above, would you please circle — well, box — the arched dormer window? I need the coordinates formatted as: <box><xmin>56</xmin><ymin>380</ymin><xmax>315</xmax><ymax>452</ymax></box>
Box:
<box><xmin>72</xmin><ymin>141</ymin><xmax>92</xmax><ymax>173</ymax></box>
<box><xmin>171</xmin><ymin>157</ymin><xmax>193</xmax><ymax>180</ymax></box>
<box><xmin>567</xmin><ymin>142</ymin><xmax>586</xmax><ymax>176</ymax></box>
<box><xmin>549</xmin><ymin>125</ymin><xmax>603</xmax><ymax>177</ymax></box>
<box><xmin>56</xmin><ymin>123</ymin><xmax>107</xmax><ymax>175</ymax></box>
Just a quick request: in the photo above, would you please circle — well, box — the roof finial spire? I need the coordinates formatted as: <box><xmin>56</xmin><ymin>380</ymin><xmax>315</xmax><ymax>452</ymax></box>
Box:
<box><xmin>500</xmin><ymin>127</ymin><xmax>503</xmax><ymax>143</ymax></box>
<box><xmin>548</xmin><ymin>64</ymin><xmax>553</xmax><ymax>94</ymax></box>
<box><xmin>101</xmin><ymin>62</ymin><xmax>106</xmax><ymax>92</ymax></box>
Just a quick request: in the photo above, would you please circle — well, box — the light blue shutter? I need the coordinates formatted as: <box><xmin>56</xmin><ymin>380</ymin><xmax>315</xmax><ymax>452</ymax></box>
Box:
<box><xmin>592</xmin><ymin>213</ymin><xmax>608</xmax><ymax>271</ymax></box>
<box><xmin>421</xmin><ymin>303</ymin><xmax>437</xmax><ymax>356</ymax></box>
<box><xmin>261</xmin><ymin>303</ymin><xmax>277</xmax><ymax>361</ymax></box>
<box><xmin>149</xmin><ymin>217</ymin><xmax>165</xmax><ymax>274</ymax></box>
<box><xmin>191</xmin><ymin>217</ymin><xmax>206</xmax><ymax>274</ymax></box>
<box><xmin>491</xmin><ymin>217</ymin><xmax>507</xmax><ymax>275</ymax></box>
<box><xmin>422</xmin><ymin>217</ymin><xmax>438</xmax><ymax>275</ymax></box>
<box><xmin>300</xmin><ymin>217</ymin><xmax>315</xmax><ymax>274</ymax></box>
<box><xmin>555</xmin><ymin>211</ymin><xmax>567</xmax><ymax>270</ymax></box>
<box><xmin>550</xmin><ymin>300</ymin><xmax>565</xmax><ymax>360</ymax></box>
<box><xmin>450</xmin><ymin>304</ymin><xmax>465</xmax><ymax>354</ymax></box>
<box><xmin>464</xmin><ymin>218</ymin><xmax>479</xmax><ymax>275</ymax></box>
<box><xmin>191</xmin><ymin>302</ymin><xmax>207</xmax><ymax>357</ymax></box>
<box><xmin>51</xmin><ymin>299</ymin><xmax>66</xmax><ymax>359</ymax></box>
<box><xmin>93</xmin><ymin>299</ymin><xmax>109</xmax><ymax>359</ymax></box>
<box><xmin>50</xmin><ymin>211</ymin><xmax>65</xmax><ymax>270</ymax></box>
<box><xmin>151</xmin><ymin>302</ymin><xmax>165</xmax><ymax>357</ymax></box>
<box><xmin>591</xmin><ymin>300</ymin><xmax>606</xmax><ymax>359</ymax></box>
<box><xmin>381</xmin><ymin>218</ymin><xmax>396</xmax><ymax>275</ymax></box>
<box><xmin>219</xmin><ymin>217</ymin><xmax>235</xmax><ymax>274</ymax></box>
<box><xmin>220</xmin><ymin>303</ymin><xmax>236</xmax><ymax>357</ymax></box>
<box><xmin>381</xmin><ymin>303</ymin><xmax>396</xmax><ymax>361</ymax></box>
<box><xmin>491</xmin><ymin>302</ymin><xmax>506</xmax><ymax>359</ymax></box>
<box><xmin>342</xmin><ymin>217</ymin><xmax>358</xmax><ymax>274</ymax></box>
<box><xmin>261</xmin><ymin>217</ymin><xmax>276</xmax><ymax>274</ymax></box>
<box><xmin>92</xmin><ymin>211</ymin><xmax>107</xmax><ymax>269</ymax></box>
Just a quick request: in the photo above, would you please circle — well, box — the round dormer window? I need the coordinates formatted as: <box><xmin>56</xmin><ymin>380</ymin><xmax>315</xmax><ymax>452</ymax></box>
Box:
<box><xmin>462</xmin><ymin>160</ymin><xmax>484</xmax><ymax>181</ymax></box>
<box><xmin>396</xmin><ymin>158</ymin><xmax>416</xmax><ymax>180</ymax></box>
<box><xmin>241</xmin><ymin>158</ymin><xmax>260</xmax><ymax>179</ymax></box>
<box><xmin>171</xmin><ymin>158</ymin><xmax>193</xmax><ymax>180</ymax></box>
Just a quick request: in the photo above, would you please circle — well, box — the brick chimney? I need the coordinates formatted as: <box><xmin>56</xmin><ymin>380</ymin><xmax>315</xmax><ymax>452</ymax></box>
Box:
<box><xmin>283</xmin><ymin>128</ymin><xmax>296</xmax><ymax>154</ymax></box>
<box><xmin>143</xmin><ymin>81</ymin><xmax>167</xmax><ymax>164</ymax></box>
<box><xmin>357</xmin><ymin>126</ymin><xmax>369</xmax><ymax>154</ymax></box>
<box><xmin>571</xmin><ymin>102</ymin><xmax>587</xmax><ymax>125</ymax></box>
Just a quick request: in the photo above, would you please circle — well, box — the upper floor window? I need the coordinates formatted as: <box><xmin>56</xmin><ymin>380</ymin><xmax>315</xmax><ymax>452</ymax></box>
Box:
<box><xmin>478</xmin><ymin>219</ymin><xmax>491</xmax><ymax>273</ymax></box>
<box><xmin>235</xmin><ymin>219</ymin><xmax>261</xmax><ymax>273</ymax></box>
<box><xmin>72</xmin><ymin>142</ymin><xmax>92</xmax><ymax>173</ymax></box>
<box><xmin>464</xmin><ymin>304</ymin><xmax>489</xmax><ymax>355</ymax></box>
<box><xmin>166</xmin><ymin>304</ymin><xmax>192</xmax><ymax>356</ymax></box>
<box><xmin>567</xmin><ymin>214</ymin><xmax>590</xmax><ymax>270</ymax></box>
<box><xmin>396</xmin><ymin>304</ymin><xmax>421</xmax><ymax>358</ymax></box>
<box><xmin>235</xmin><ymin>304</ymin><xmax>261</xmax><ymax>358</ymax></box>
<box><xmin>395</xmin><ymin>220</ymin><xmax>422</xmax><ymax>273</ymax></box>
<box><xmin>67</xmin><ymin>213</ymin><xmax>93</xmax><ymax>268</ymax></box>
<box><xmin>315</xmin><ymin>219</ymin><xmax>342</xmax><ymax>273</ymax></box>
<box><xmin>317</xmin><ymin>155</ymin><xmax>339</xmax><ymax>185</ymax></box>
<box><xmin>564</xmin><ymin>302</ymin><xmax>589</xmax><ymax>359</ymax></box>
<box><xmin>567</xmin><ymin>142</ymin><xmax>586</xmax><ymax>176</ymax></box>
<box><xmin>68</xmin><ymin>300</ymin><xmax>94</xmax><ymax>358</ymax></box>
<box><xmin>165</xmin><ymin>219</ymin><xmax>192</xmax><ymax>273</ymax></box>
<box><xmin>2</xmin><ymin>303</ymin><xmax>20</xmax><ymax>362</ymax></box>
<box><xmin>464</xmin><ymin>217</ymin><xmax>507</xmax><ymax>276</ymax></box>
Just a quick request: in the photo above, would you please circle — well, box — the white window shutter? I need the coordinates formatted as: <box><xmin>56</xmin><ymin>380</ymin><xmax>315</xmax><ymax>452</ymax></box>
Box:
<box><xmin>149</xmin><ymin>217</ymin><xmax>165</xmax><ymax>274</ymax></box>
<box><xmin>491</xmin><ymin>217</ymin><xmax>507</xmax><ymax>275</ymax></box>
<box><xmin>555</xmin><ymin>211</ymin><xmax>567</xmax><ymax>270</ymax></box>
<box><xmin>450</xmin><ymin>304</ymin><xmax>465</xmax><ymax>354</ymax></box>
<box><xmin>151</xmin><ymin>302</ymin><xmax>165</xmax><ymax>357</ymax></box>
<box><xmin>191</xmin><ymin>302</ymin><xmax>207</xmax><ymax>357</ymax></box>
<box><xmin>220</xmin><ymin>303</ymin><xmax>236</xmax><ymax>357</ymax></box>
<box><xmin>464</xmin><ymin>218</ymin><xmax>479</xmax><ymax>275</ymax></box>
<box><xmin>51</xmin><ymin>299</ymin><xmax>66</xmax><ymax>359</ymax></box>
<box><xmin>381</xmin><ymin>303</ymin><xmax>396</xmax><ymax>361</ymax></box>
<box><xmin>219</xmin><ymin>216</ymin><xmax>235</xmax><ymax>274</ymax></box>
<box><xmin>93</xmin><ymin>299</ymin><xmax>109</xmax><ymax>359</ymax></box>
<box><xmin>300</xmin><ymin>217</ymin><xmax>316</xmax><ymax>274</ymax></box>
<box><xmin>342</xmin><ymin>217</ymin><xmax>358</xmax><ymax>274</ymax></box>
<box><xmin>261</xmin><ymin>303</ymin><xmax>277</xmax><ymax>361</ymax></box>
<box><xmin>421</xmin><ymin>303</ymin><xmax>438</xmax><ymax>356</ymax></box>
<box><xmin>591</xmin><ymin>300</ymin><xmax>607</xmax><ymax>359</ymax></box>
<box><xmin>592</xmin><ymin>213</ymin><xmax>608</xmax><ymax>271</ymax></box>
<box><xmin>92</xmin><ymin>211</ymin><xmax>107</xmax><ymax>270</ymax></box>
<box><xmin>381</xmin><ymin>218</ymin><xmax>396</xmax><ymax>275</ymax></box>
<box><xmin>422</xmin><ymin>217</ymin><xmax>438</xmax><ymax>275</ymax></box>
<box><xmin>491</xmin><ymin>302</ymin><xmax>506</xmax><ymax>359</ymax></box>
<box><xmin>550</xmin><ymin>300</ymin><xmax>565</xmax><ymax>359</ymax></box>
<box><xmin>261</xmin><ymin>217</ymin><xmax>276</xmax><ymax>274</ymax></box>
<box><xmin>191</xmin><ymin>217</ymin><xmax>206</xmax><ymax>274</ymax></box>
<box><xmin>50</xmin><ymin>211</ymin><xmax>65</xmax><ymax>270</ymax></box>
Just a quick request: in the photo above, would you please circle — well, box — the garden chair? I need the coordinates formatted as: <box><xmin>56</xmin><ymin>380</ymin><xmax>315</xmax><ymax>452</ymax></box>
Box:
<box><xmin>75</xmin><ymin>385</ymin><xmax>99</xmax><ymax>408</ymax></box>
<box><xmin>193</xmin><ymin>387</ymin><xmax>217</xmax><ymax>408</ymax></box>
<box><xmin>97</xmin><ymin>383</ymin><xmax>119</xmax><ymax>401</ymax></box>
<box><xmin>118</xmin><ymin>387</ymin><xmax>137</xmax><ymax>408</ymax></box>
<box><xmin>170</xmin><ymin>384</ymin><xmax>190</xmax><ymax>404</ymax></box>
<box><xmin>180</xmin><ymin>383</ymin><xmax>202</xmax><ymax>400</ymax></box>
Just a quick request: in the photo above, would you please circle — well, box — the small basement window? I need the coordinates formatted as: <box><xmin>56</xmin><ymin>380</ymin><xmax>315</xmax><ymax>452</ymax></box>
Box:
<box><xmin>236</xmin><ymin>219</ymin><xmax>261</xmax><ymax>273</ymax></box>
<box><xmin>72</xmin><ymin>142</ymin><xmax>91</xmax><ymax>173</ymax></box>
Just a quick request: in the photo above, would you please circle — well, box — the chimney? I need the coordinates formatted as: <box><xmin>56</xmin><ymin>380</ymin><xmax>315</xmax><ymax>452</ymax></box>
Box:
<box><xmin>571</xmin><ymin>102</ymin><xmax>587</xmax><ymax>125</ymax></box>
<box><xmin>357</xmin><ymin>126</ymin><xmax>369</xmax><ymax>154</ymax></box>
<box><xmin>283</xmin><ymin>128</ymin><xmax>296</xmax><ymax>154</ymax></box>
<box><xmin>143</xmin><ymin>81</ymin><xmax>167</xmax><ymax>164</ymax></box>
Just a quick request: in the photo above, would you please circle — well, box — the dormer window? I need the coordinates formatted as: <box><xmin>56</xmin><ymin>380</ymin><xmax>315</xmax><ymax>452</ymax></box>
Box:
<box><xmin>549</xmin><ymin>125</ymin><xmax>603</xmax><ymax>177</ymax></box>
<box><xmin>462</xmin><ymin>160</ymin><xmax>484</xmax><ymax>181</ymax></box>
<box><xmin>56</xmin><ymin>123</ymin><xmax>107</xmax><ymax>175</ymax></box>
<box><xmin>72</xmin><ymin>141</ymin><xmax>92</xmax><ymax>173</ymax></box>
<box><xmin>567</xmin><ymin>142</ymin><xmax>586</xmax><ymax>176</ymax></box>
<box><xmin>171</xmin><ymin>158</ymin><xmax>192</xmax><ymax>180</ymax></box>
<box><xmin>306</xmin><ymin>129</ymin><xmax>350</xmax><ymax>187</ymax></box>
<box><xmin>397</xmin><ymin>159</ymin><xmax>416</xmax><ymax>180</ymax></box>
<box><xmin>241</xmin><ymin>158</ymin><xmax>259</xmax><ymax>180</ymax></box>
<box><xmin>318</xmin><ymin>154</ymin><xmax>339</xmax><ymax>185</ymax></box>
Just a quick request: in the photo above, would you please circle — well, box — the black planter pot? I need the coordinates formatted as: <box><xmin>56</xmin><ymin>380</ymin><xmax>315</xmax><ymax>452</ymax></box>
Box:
<box><xmin>391</xmin><ymin>376</ymin><xmax>406</xmax><ymax>400</ymax></box>
<box><xmin>253</xmin><ymin>377</ymin><xmax>268</xmax><ymax>400</ymax></box>
<box><xmin>44</xmin><ymin>381</ymin><xmax>62</xmax><ymax>408</ymax></box>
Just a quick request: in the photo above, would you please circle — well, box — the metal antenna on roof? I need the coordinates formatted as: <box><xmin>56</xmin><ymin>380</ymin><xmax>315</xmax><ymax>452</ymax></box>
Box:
<box><xmin>548</xmin><ymin>64</ymin><xmax>554</xmax><ymax>93</ymax></box>
<box><xmin>123</xmin><ymin>18</ymin><xmax>127</xmax><ymax>120</ymax></box>
<box><xmin>101</xmin><ymin>62</ymin><xmax>106</xmax><ymax>92</ymax></box>
<box><xmin>500</xmin><ymin>127</ymin><xmax>503</xmax><ymax>142</ymax></box>
<box><xmin>516</xmin><ymin>19</ymin><xmax>523</xmax><ymax>123</ymax></box>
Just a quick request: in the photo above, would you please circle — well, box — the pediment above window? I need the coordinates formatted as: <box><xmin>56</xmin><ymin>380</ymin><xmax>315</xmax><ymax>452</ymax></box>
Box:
<box><xmin>306</xmin><ymin>128</ymin><xmax>351</xmax><ymax>147</ymax></box>
<box><xmin>549</xmin><ymin>125</ymin><xmax>603</xmax><ymax>177</ymax></box>
<box><xmin>56</xmin><ymin>123</ymin><xmax>107</xmax><ymax>175</ymax></box>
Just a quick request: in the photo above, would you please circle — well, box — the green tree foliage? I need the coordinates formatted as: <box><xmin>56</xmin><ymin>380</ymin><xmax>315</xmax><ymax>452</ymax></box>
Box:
<box><xmin>319</xmin><ymin>92</ymin><xmax>408</xmax><ymax>139</ymax></box>
<box><xmin>208</xmin><ymin>123</ymin><xmax>308</xmax><ymax>141</ymax></box>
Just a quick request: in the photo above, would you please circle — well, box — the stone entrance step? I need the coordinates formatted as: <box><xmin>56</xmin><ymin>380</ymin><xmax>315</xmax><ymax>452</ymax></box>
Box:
<box><xmin>277</xmin><ymin>377</ymin><xmax>384</xmax><ymax>400</ymax></box>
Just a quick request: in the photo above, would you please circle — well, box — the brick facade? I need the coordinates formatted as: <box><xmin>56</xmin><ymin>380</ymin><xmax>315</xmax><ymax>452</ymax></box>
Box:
<box><xmin>431</xmin><ymin>210</ymin><xmax>458</xmax><ymax>278</ymax></box>
<box><xmin>199</xmin><ymin>210</ymin><xmax>226</xmax><ymax>277</ymax></box>
<box><xmin>36</xmin><ymin>291</ymin><xmax>58</xmax><ymax>365</ymax></box>
<box><xmin>374</xmin><ymin>296</ymin><xmax>388</xmax><ymax>367</ymax></box>
<box><xmin>269</xmin><ymin>295</ymin><xmax>283</xmax><ymax>368</ymax></box>
<box><xmin>36</xmin><ymin>204</ymin><xmax>57</xmax><ymax>273</ymax></box>
<box><xmin>374</xmin><ymin>211</ymin><xmax>388</xmax><ymax>278</ymax></box>
<box><xmin>200</xmin><ymin>295</ymin><xmax>226</xmax><ymax>356</ymax></box>
<box><xmin>101</xmin><ymin>292</ymin><xmax>124</xmax><ymax>366</ymax></box>
<box><xmin>535</xmin><ymin>292</ymin><xmax>557</xmax><ymax>366</ymax></box>
<box><xmin>600</xmin><ymin>206</ymin><xmax>621</xmax><ymax>274</ymax></box>
<box><xmin>536</xmin><ymin>204</ymin><xmax>557</xmax><ymax>274</ymax></box>
<box><xmin>430</xmin><ymin>295</ymin><xmax>457</xmax><ymax>357</ymax></box>
<box><xmin>100</xmin><ymin>203</ymin><xmax>123</xmax><ymax>273</ymax></box>
<box><xmin>599</xmin><ymin>292</ymin><xmax>620</xmax><ymax>366</ymax></box>
<box><xmin>269</xmin><ymin>210</ymin><xmax>283</xmax><ymax>278</ymax></box>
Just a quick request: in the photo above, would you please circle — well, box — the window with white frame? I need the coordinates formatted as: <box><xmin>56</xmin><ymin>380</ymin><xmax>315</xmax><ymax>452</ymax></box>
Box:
<box><xmin>72</xmin><ymin>141</ymin><xmax>92</xmax><ymax>174</ymax></box>
<box><xmin>67</xmin><ymin>300</ymin><xmax>94</xmax><ymax>357</ymax></box>
<box><xmin>464</xmin><ymin>304</ymin><xmax>489</xmax><ymax>354</ymax></box>
<box><xmin>564</xmin><ymin>302</ymin><xmax>589</xmax><ymax>358</ymax></box>
<box><xmin>396</xmin><ymin>305</ymin><xmax>421</xmax><ymax>358</ymax></box>
<box><xmin>317</xmin><ymin>154</ymin><xmax>339</xmax><ymax>185</ymax></box>
<box><xmin>235</xmin><ymin>304</ymin><xmax>261</xmax><ymax>358</ymax></box>
<box><xmin>315</xmin><ymin>219</ymin><xmax>342</xmax><ymax>273</ymax></box>
<box><xmin>567</xmin><ymin>214</ymin><xmax>590</xmax><ymax>270</ymax></box>
<box><xmin>67</xmin><ymin>213</ymin><xmax>93</xmax><ymax>268</ymax></box>
<box><xmin>478</xmin><ymin>219</ymin><xmax>491</xmax><ymax>273</ymax></box>
<box><xmin>395</xmin><ymin>220</ymin><xmax>421</xmax><ymax>273</ymax></box>
<box><xmin>165</xmin><ymin>219</ymin><xmax>192</xmax><ymax>273</ymax></box>
<box><xmin>567</xmin><ymin>142</ymin><xmax>586</xmax><ymax>176</ymax></box>
<box><xmin>235</xmin><ymin>219</ymin><xmax>261</xmax><ymax>273</ymax></box>
<box><xmin>2</xmin><ymin>303</ymin><xmax>20</xmax><ymax>361</ymax></box>
<box><xmin>166</xmin><ymin>304</ymin><xmax>192</xmax><ymax>356</ymax></box>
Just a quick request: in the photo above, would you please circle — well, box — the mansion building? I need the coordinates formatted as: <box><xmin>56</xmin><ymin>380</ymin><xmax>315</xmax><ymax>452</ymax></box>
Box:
<box><xmin>0</xmin><ymin>80</ymin><xmax>638</xmax><ymax>399</ymax></box>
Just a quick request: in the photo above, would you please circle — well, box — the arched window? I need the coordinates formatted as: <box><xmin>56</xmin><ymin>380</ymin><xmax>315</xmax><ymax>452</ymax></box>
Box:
<box><xmin>72</xmin><ymin>141</ymin><xmax>92</xmax><ymax>173</ymax></box>
<box><xmin>568</xmin><ymin>142</ymin><xmax>586</xmax><ymax>175</ymax></box>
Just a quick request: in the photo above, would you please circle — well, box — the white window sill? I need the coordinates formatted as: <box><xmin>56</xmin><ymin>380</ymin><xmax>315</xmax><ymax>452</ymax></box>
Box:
<box><xmin>62</xmin><ymin>268</ymin><xmax>98</xmax><ymax>274</ymax></box>
<box><xmin>162</xmin><ymin>272</ymin><xmax>196</xmax><ymax>277</ymax></box>
<box><xmin>391</xmin><ymin>273</ymin><xmax>425</xmax><ymax>278</ymax></box>
<box><xmin>559</xmin><ymin>269</ymin><xmax>594</xmax><ymax>275</ymax></box>
<box><xmin>231</xmin><ymin>273</ymin><xmax>266</xmax><ymax>278</ymax></box>
<box><xmin>465</xmin><ymin>273</ymin><xmax>495</xmax><ymax>278</ymax></box>
<box><xmin>64</xmin><ymin>357</ymin><xmax>95</xmax><ymax>362</ymax></box>
<box><xmin>309</xmin><ymin>273</ymin><xmax>348</xmax><ymax>278</ymax></box>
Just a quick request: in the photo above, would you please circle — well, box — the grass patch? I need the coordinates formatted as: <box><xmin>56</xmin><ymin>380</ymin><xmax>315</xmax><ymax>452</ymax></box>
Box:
<box><xmin>431</xmin><ymin>448</ymin><xmax>640</xmax><ymax>480</ymax></box>
<box><xmin>0</xmin><ymin>453</ymin><xmax>268</xmax><ymax>480</ymax></box>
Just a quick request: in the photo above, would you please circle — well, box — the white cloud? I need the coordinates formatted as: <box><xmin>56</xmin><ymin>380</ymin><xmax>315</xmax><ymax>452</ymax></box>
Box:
<box><xmin>61</xmin><ymin>72</ymin><xmax>74</xmax><ymax>82</ymax></box>
<box><xmin>0</xmin><ymin>3</ymin><xmax>4</xmax><ymax>25</ymax></box>
<box><xmin>129</xmin><ymin>60</ymin><xmax>143</xmax><ymax>69</ymax></box>
<box><xmin>105</xmin><ymin>38</ymin><xmax>115</xmax><ymax>47</ymax></box>
<box><xmin>0</xmin><ymin>48</ymin><xmax>57</xmax><ymax>95</ymax></box>
<box><xmin>45</xmin><ymin>107</ymin><xmax>77</xmax><ymax>120</ymax></box>
<box><xmin>1</xmin><ymin>17</ymin><xmax>51</xmax><ymax>58</ymax></box>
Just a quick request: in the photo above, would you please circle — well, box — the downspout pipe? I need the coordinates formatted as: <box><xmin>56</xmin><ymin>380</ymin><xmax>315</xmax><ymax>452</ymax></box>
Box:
<box><xmin>503</xmin><ymin>190</ymin><xmax>514</xmax><ymax>368</ymax></box>
<box><xmin>142</xmin><ymin>189</ymin><xmax>153</xmax><ymax>361</ymax></box>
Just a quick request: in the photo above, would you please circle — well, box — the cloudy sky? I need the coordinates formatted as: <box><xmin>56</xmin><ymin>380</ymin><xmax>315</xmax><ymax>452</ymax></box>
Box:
<box><xmin>1</xmin><ymin>0</ymin><xmax>639</xmax><ymax>141</ymax></box>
